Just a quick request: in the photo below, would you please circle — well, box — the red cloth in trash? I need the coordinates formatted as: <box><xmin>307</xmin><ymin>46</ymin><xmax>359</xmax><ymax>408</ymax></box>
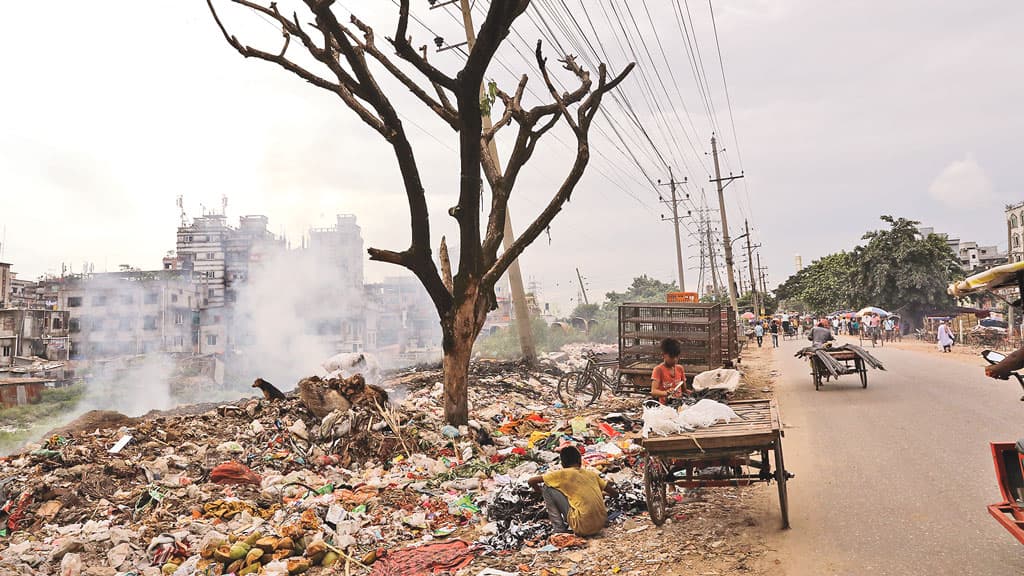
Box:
<box><xmin>210</xmin><ymin>462</ymin><xmax>262</xmax><ymax>486</ymax></box>
<box><xmin>369</xmin><ymin>540</ymin><xmax>476</xmax><ymax>576</ymax></box>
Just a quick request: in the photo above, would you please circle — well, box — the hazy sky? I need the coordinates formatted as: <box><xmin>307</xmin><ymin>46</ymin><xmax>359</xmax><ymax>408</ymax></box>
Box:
<box><xmin>2</xmin><ymin>1</ymin><xmax>1022</xmax><ymax>314</ymax></box>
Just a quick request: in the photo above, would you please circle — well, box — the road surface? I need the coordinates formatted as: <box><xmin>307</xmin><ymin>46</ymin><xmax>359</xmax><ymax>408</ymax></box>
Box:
<box><xmin>765</xmin><ymin>335</ymin><xmax>1024</xmax><ymax>575</ymax></box>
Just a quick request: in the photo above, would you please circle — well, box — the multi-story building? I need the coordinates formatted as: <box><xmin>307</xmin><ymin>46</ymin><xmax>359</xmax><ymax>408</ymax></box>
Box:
<box><xmin>309</xmin><ymin>214</ymin><xmax>364</xmax><ymax>293</ymax></box>
<box><xmin>0</xmin><ymin>262</ymin><xmax>11</xmax><ymax>309</ymax></box>
<box><xmin>956</xmin><ymin>241</ymin><xmax>1006</xmax><ymax>273</ymax></box>
<box><xmin>0</xmin><ymin>308</ymin><xmax>70</xmax><ymax>366</ymax></box>
<box><xmin>920</xmin><ymin>226</ymin><xmax>1007</xmax><ymax>273</ymax></box>
<box><xmin>366</xmin><ymin>276</ymin><xmax>441</xmax><ymax>355</ymax></box>
<box><xmin>1006</xmin><ymin>202</ymin><xmax>1024</xmax><ymax>263</ymax></box>
<box><xmin>60</xmin><ymin>270</ymin><xmax>198</xmax><ymax>359</ymax></box>
<box><xmin>174</xmin><ymin>213</ymin><xmax>284</xmax><ymax>354</ymax></box>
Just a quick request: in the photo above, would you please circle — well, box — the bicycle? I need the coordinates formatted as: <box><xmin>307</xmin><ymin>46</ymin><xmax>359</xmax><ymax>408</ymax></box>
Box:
<box><xmin>557</xmin><ymin>351</ymin><xmax>624</xmax><ymax>409</ymax></box>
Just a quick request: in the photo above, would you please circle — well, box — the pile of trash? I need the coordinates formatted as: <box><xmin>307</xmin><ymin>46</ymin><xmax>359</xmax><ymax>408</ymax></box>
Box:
<box><xmin>0</xmin><ymin>356</ymin><xmax>652</xmax><ymax>575</ymax></box>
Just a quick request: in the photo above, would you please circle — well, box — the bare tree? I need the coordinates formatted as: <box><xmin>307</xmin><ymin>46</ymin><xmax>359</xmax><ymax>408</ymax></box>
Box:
<box><xmin>207</xmin><ymin>0</ymin><xmax>633</xmax><ymax>424</ymax></box>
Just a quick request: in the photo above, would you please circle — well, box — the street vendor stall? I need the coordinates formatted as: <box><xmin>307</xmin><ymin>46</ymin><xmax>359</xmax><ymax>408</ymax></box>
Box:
<box><xmin>639</xmin><ymin>398</ymin><xmax>792</xmax><ymax>529</ymax></box>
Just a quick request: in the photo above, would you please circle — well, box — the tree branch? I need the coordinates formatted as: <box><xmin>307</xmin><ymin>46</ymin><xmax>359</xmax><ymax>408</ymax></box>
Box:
<box><xmin>390</xmin><ymin>0</ymin><xmax>457</xmax><ymax>91</ymax></box>
<box><xmin>347</xmin><ymin>15</ymin><xmax>459</xmax><ymax>129</ymax></box>
<box><xmin>483</xmin><ymin>57</ymin><xmax>634</xmax><ymax>287</ymax></box>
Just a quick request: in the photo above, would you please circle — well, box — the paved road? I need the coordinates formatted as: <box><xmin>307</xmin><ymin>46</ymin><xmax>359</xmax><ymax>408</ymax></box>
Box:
<box><xmin>766</xmin><ymin>336</ymin><xmax>1024</xmax><ymax>575</ymax></box>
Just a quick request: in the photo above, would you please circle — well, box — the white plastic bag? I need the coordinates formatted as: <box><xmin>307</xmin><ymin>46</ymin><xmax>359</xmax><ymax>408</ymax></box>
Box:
<box><xmin>677</xmin><ymin>399</ymin><xmax>739</xmax><ymax>429</ymax></box>
<box><xmin>642</xmin><ymin>404</ymin><xmax>689</xmax><ymax>437</ymax></box>
<box><xmin>692</xmin><ymin>368</ymin><xmax>742</xmax><ymax>392</ymax></box>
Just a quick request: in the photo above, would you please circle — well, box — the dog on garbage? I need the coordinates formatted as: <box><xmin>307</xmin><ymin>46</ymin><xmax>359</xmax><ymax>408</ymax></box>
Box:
<box><xmin>252</xmin><ymin>378</ymin><xmax>287</xmax><ymax>400</ymax></box>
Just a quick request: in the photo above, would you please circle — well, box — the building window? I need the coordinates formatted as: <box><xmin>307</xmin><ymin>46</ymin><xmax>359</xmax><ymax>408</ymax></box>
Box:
<box><xmin>174</xmin><ymin>313</ymin><xmax>184</xmax><ymax>325</ymax></box>
<box><xmin>206</xmin><ymin>334</ymin><xmax>218</xmax><ymax>346</ymax></box>
<box><xmin>171</xmin><ymin>294</ymin><xmax>178</xmax><ymax>303</ymax></box>
<box><xmin>145</xmin><ymin>292</ymin><xmax>159</xmax><ymax>305</ymax></box>
<box><xmin>68</xmin><ymin>296</ymin><xmax>83</xmax><ymax>307</ymax></box>
<box><xmin>1</xmin><ymin>345</ymin><xmax>10</xmax><ymax>357</ymax></box>
<box><xmin>208</xmin><ymin>288</ymin><xmax>215</xmax><ymax>298</ymax></box>
<box><xmin>69</xmin><ymin>318</ymin><xmax>81</xmax><ymax>333</ymax></box>
<box><xmin>91</xmin><ymin>295</ymin><xmax>107</xmax><ymax>306</ymax></box>
<box><xmin>144</xmin><ymin>316</ymin><xmax>157</xmax><ymax>330</ymax></box>
<box><xmin>173</xmin><ymin>336</ymin><xmax>184</xmax><ymax>347</ymax></box>
<box><xmin>119</xmin><ymin>318</ymin><xmax>133</xmax><ymax>331</ymax></box>
<box><xmin>52</xmin><ymin>317</ymin><xmax>62</xmax><ymax>330</ymax></box>
<box><xmin>1015</xmin><ymin>235</ymin><xmax>1021</xmax><ymax>249</ymax></box>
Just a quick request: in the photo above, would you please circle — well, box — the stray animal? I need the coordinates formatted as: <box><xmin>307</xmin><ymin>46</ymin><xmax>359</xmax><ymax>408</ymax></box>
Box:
<box><xmin>252</xmin><ymin>378</ymin><xmax>287</xmax><ymax>400</ymax></box>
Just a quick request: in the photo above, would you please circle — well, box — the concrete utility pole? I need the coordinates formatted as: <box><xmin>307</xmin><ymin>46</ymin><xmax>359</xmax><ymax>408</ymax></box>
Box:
<box><xmin>457</xmin><ymin>0</ymin><xmax>536</xmax><ymax>361</ymax></box>
<box><xmin>757</xmin><ymin>252</ymin><xmax>769</xmax><ymax>316</ymax></box>
<box><xmin>659</xmin><ymin>168</ymin><xmax>688</xmax><ymax>291</ymax></box>
<box><xmin>704</xmin><ymin>209</ymin><xmax>721</xmax><ymax>300</ymax></box>
<box><xmin>576</xmin><ymin>267</ymin><xmax>590</xmax><ymax>305</ymax></box>
<box><xmin>710</xmin><ymin>135</ymin><xmax>744</xmax><ymax>317</ymax></box>
<box><xmin>744</xmin><ymin>220</ymin><xmax>758</xmax><ymax>316</ymax></box>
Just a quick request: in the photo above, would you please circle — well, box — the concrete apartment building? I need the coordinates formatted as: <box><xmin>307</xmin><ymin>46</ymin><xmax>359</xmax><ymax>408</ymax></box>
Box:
<box><xmin>173</xmin><ymin>213</ymin><xmax>284</xmax><ymax>354</ymax></box>
<box><xmin>1006</xmin><ymin>202</ymin><xmax>1024</xmax><ymax>263</ymax></box>
<box><xmin>60</xmin><ymin>270</ymin><xmax>198</xmax><ymax>358</ymax></box>
<box><xmin>0</xmin><ymin>262</ymin><xmax>11</xmax><ymax>309</ymax></box>
<box><xmin>919</xmin><ymin>226</ymin><xmax>1006</xmax><ymax>273</ymax></box>
<box><xmin>304</xmin><ymin>215</ymin><xmax>369</xmax><ymax>353</ymax></box>
<box><xmin>0</xmin><ymin>308</ymin><xmax>70</xmax><ymax>366</ymax></box>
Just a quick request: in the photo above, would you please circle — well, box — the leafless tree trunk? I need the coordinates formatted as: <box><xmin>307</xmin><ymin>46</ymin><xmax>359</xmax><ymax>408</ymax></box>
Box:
<box><xmin>206</xmin><ymin>0</ymin><xmax>632</xmax><ymax>424</ymax></box>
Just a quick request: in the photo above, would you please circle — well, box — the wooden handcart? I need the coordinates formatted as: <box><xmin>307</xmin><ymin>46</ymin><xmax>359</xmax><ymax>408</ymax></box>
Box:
<box><xmin>796</xmin><ymin>344</ymin><xmax>885</xmax><ymax>391</ymax></box>
<box><xmin>639</xmin><ymin>399</ymin><xmax>792</xmax><ymax>529</ymax></box>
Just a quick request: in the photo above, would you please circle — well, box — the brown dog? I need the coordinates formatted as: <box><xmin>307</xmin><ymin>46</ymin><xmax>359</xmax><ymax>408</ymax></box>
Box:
<box><xmin>252</xmin><ymin>378</ymin><xmax>287</xmax><ymax>400</ymax></box>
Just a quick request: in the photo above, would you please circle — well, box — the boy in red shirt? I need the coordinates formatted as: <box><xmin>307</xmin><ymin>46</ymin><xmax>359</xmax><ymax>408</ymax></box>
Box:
<box><xmin>650</xmin><ymin>338</ymin><xmax>687</xmax><ymax>404</ymax></box>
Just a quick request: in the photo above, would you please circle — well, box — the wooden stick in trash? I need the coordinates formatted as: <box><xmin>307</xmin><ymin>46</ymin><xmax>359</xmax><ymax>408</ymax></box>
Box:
<box><xmin>323</xmin><ymin>542</ymin><xmax>370</xmax><ymax>571</ymax></box>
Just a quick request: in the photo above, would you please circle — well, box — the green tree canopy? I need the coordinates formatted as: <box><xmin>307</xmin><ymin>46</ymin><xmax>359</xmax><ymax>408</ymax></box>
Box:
<box><xmin>774</xmin><ymin>216</ymin><xmax>960</xmax><ymax>319</ymax></box>
<box><xmin>602</xmin><ymin>275</ymin><xmax>679</xmax><ymax>311</ymax></box>
<box><xmin>849</xmin><ymin>216</ymin><xmax>960</xmax><ymax>315</ymax></box>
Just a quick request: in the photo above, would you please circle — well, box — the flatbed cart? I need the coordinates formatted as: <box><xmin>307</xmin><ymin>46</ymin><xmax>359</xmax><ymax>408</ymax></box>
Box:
<box><xmin>639</xmin><ymin>398</ymin><xmax>792</xmax><ymax>529</ymax></box>
<box><xmin>796</xmin><ymin>344</ymin><xmax>885</xmax><ymax>391</ymax></box>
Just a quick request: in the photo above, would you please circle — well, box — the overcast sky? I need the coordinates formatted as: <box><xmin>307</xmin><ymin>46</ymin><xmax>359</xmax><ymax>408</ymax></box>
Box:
<box><xmin>2</xmin><ymin>1</ymin><xmax>1022</xmax><ymax>314</ymax></box>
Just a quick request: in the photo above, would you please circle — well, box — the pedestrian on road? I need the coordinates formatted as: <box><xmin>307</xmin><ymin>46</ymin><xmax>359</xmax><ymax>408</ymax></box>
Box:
<box><xmin>769</xmin><ymin>321</ymin><xmax>779</xmax><ymax>347</ymax></box>
<box><xmin>809</xmin><ymin>321</ymin><xmax>835</xmax><ymax>346</ymax></box>
<box><xmin>754</xmin><ymin>322</ymin><xmax>764</xmax><ymax>347</ymax></box>
<box><xmin>937</xmin><ymin>321</ymin><xmax>955</xmax><ymax>352</ymax></box>
<box><xmin>884</xmin><ymin>317</ymin><xmax>895</xmax><ymax>342</ymax></box>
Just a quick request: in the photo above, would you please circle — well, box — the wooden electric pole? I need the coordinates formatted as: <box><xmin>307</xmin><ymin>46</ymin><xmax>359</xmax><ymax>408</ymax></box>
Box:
<box><xmin>710</xmin><ymin>136</ymin><xmax>744</xmax><ymax>317</ymax></box>
<box><xmin>659</xmin><ymin>168</ymin><xmax>688</xmax><ymax>291</ymax></box>
<box><xmin>456</xmin><ymin>0</ymin><xmax>536</xmax><ymax>362</ymax></box>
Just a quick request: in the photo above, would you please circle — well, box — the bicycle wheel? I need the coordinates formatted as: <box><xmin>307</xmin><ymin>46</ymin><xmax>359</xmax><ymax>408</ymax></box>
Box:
<box><xmin>557</xmin><ymin>371</ymin><xmax>600</xmax><ymax>409</ymax></box>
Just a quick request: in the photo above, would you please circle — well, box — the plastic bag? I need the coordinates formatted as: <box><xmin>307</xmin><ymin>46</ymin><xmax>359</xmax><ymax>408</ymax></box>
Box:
<box><xmin>692</xmin><ymin>368</ymin><xmax>742</xmax><ymax>392</ymax></box>
<box><xmin>677</xmin><ymin>399</ymin><xmax>739</xmax><ymax>429</ymax></box>
<box><xmin>641</xmin><ymin>404</ymin><xmax>689</xmax><ymax>437</ymax></box>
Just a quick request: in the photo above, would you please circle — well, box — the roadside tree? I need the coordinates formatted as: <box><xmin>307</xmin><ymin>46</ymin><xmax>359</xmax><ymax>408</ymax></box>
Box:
<box><xmin>206</xmin><ymin>0</ymin><xmax>632</xmax><ymax>424</ymax></box>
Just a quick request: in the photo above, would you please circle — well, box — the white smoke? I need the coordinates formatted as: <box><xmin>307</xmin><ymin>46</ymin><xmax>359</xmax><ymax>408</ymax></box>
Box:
<box><xmin>228</xmin><ymin>246</ymin><xmax>357</xmax><ymax>391</ymax></box>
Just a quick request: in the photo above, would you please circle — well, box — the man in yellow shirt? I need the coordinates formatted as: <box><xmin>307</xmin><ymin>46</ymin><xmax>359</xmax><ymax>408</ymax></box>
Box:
<box><xmin>527</xmin><ymin>446</ymin><xmax>618</xmax><ymax>536</ymax></box>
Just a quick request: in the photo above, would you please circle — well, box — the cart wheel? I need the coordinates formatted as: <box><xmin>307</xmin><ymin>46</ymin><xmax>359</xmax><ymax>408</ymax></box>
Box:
<box><xmin>811</xmin><ymin>359</ymin><xmax>821</xmax><ymax>391</ymax></box>
<box><xmin>557</xmin><ymin>372</ymin><xmax>599</xmax><ymax>409</ymax></box>
<box><xmin>857</xmin><ymin>358</ymin><xmax>868</xmax><ymax>388</ymax></box>
<box><xmin>774</xmin><ymin>439</ymin><xmax>791</xmax><ymax>529</ymax></box>
<box><xmin>644</xmin><ymin>455</ymin><xmax>668</xmax><ymax>526</ymax></box>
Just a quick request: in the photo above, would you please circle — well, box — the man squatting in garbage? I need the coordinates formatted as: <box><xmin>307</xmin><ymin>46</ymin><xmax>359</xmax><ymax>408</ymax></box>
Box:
<box><xmin>528</xmin><ymin>446</ymin><xmax>618</xmax><ymax>536</ymax></box>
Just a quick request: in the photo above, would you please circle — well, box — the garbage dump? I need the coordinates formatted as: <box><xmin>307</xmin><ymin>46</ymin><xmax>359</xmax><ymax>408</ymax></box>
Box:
<box><xmin>0</xmin><ymin>353</ymin><xmax>674</xmax><ymax>575</ymax></box>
